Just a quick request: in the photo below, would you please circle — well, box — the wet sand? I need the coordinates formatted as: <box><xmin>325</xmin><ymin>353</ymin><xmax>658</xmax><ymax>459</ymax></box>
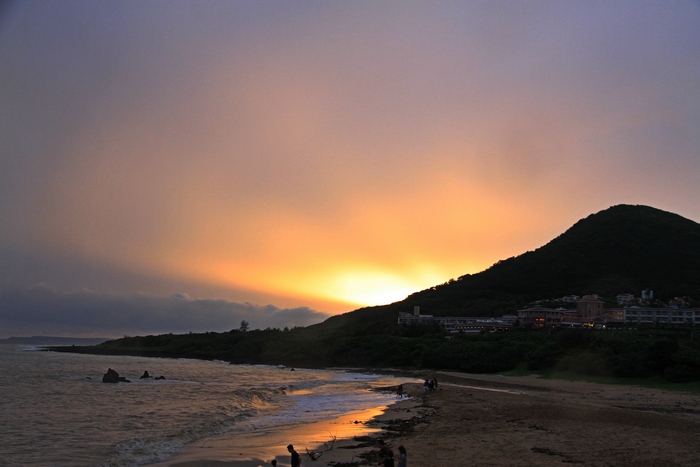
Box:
<box><xmin>152</xmin><ymin>371</ymin><xmax>700</xmax><ymax>466</ymax></box>
<box><xmin>148</xmin><ymin>404</ymin><xmax>395</xmax><ymax>467</ymax></box>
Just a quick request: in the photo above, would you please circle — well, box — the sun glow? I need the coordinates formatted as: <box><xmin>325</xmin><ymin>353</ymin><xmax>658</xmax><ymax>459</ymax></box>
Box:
<box><xmin>324</xmin><ymin>270</ymin><xmax>436</xmax><ymax>307</ymax></box>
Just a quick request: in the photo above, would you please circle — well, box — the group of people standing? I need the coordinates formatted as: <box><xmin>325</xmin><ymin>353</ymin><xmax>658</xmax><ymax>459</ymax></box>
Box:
<box><xmin>423</xmin><ymin>378</ymin><xmax>438</xmax><ymax>391</ymax></box>
<box><xmin>377</xmin><ymin>439</ymin><xmax>408</xmax><ymax>467</ymax></box>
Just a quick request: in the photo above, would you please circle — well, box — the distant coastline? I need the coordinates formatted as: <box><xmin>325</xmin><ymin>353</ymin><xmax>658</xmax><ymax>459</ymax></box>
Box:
<box><xmin>0</xmin><ymin>336</ymin><xmax>111</xmax><ymax>346</ymax></box>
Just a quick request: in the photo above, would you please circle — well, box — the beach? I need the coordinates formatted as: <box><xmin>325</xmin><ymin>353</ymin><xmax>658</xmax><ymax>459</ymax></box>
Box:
<box><xmin>157</xmin><ymin>371</ymin><xmax>700</xmax><ymax>466</ymax></box>
<box><xmin>0</xmin><ymin>347</ymin><xmax>405</xmax><ymax>466</ymax></box>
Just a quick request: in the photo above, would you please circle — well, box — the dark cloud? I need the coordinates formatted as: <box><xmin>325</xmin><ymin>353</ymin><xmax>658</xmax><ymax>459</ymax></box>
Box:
<box><xmin>0</xmin><ymin>284</ymin><xmax>327</xmax><ymax>338</ymax></box>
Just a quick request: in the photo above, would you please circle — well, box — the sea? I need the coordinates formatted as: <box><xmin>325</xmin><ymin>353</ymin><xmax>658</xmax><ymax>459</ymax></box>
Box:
<box><xmin>0</xmin><ymin>344</ymin><xmax>407</xmax><ymax>466</ymax></box>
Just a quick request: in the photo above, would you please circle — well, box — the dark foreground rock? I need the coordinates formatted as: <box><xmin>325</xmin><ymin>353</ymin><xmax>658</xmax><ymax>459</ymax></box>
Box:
<box><xmin>102</xmin><ymin>368</ymin><xmax>130</xmax><ymax>383</ymax></box>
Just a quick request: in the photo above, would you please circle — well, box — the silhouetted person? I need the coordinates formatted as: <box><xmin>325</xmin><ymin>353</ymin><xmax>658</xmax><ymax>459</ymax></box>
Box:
<box><xmin>287</xmin><ymin>444</ymin><xmax>300</xmax><ymax>467</ymax></box>
<box><xmin>377</xmin><ymin>440</ymin><xmax>391</xmax><ymax>466</ymax></box>
<box><xmin>397</xmin><ymin>445</ymin><xmax>407</xmax><ymax>467</ymax></box>
<box><xmin>381</xmin><ymin>449</ymin><xmax>395</xmax><ymax>467</ymax></box>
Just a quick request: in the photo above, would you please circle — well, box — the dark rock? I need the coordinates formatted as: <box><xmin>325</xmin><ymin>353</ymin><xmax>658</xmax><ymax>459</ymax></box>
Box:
<box><xmin>140</xmin><ymin>371</ymin><xmax>151</xmax><ymax>379</ymax></box>
<box><xmin>102</xmin><ymin>368</ymin><xmax>120</xmax><ymax>383</ymax></box>
<box><xmin>155</xmin><ymin>375</ymin><xmax>166</xmax><ymax>380</ymax></box>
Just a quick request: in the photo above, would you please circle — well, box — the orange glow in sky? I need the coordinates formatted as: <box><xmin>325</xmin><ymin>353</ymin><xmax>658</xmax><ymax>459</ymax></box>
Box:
<box><xmin>2</xmin><ymin>1</ymin><xmax>700</xmax><ymax>336</ymax></box>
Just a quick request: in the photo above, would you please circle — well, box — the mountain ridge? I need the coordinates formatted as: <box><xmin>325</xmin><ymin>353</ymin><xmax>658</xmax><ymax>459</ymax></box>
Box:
<box><xmin>313</xmin><ymin>204</ymin><xmax>700</xmax><ymax>334</ymax></box>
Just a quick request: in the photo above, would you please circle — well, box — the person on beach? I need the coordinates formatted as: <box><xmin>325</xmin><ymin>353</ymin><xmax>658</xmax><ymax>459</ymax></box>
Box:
<box><xmin>397</xmin><ymin>445</ymin><xmax>407</xmax><ymax>467</ymax></box>
<box><xmin>271</xmin><ymin>461</ymin><xmax>277</xmax><ymax>467</ymax></box>
<box><xmin>378</xmin><ymin>439</ymin><xmax>389</xmax><ymax>457</ymax></box>
<box><xmin>396</xmin><ymin>384</ymin><xmax>404</xmax><ymax>398</ymax></box>
<box><xmin>287</xmin><ymin>444</ymin><xmax>301</xmax><ymax>467</ymax></box>
<box><xmin>377</xmin><ymin>440</ymin><xmax>390</xmax><ymax>466</ymax></box>
<box><xmin>381</xmin><ymin>449</ymin><xmax>395</xmax><ymax>467</ymax></box>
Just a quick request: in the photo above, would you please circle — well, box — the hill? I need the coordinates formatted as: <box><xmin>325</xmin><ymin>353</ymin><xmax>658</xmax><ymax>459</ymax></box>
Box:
<box><xmin>412</xmin><ymin>204</ymin><xmax>699</xmax><ymax>309</ymax></box>
<box><xmin>51</xmin><ymin>205</ymin><xmax>700</xmax><ymax>381</ymax></box>
<box><xmin>321</xmin><ymin>204</ymin><xmax>700</xmax><ymax>335</ymax></box>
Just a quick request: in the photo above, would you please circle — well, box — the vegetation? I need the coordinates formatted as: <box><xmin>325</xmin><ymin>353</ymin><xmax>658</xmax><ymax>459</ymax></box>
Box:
<box><xmin>51</xmin><ymin>204</ymin><xmax>700</xmax><ymax>384</ymax></box>
<box><xmin>54</xmin><ymin>325</ymin><xmax>700</xmax><ymax>383</ymax></box>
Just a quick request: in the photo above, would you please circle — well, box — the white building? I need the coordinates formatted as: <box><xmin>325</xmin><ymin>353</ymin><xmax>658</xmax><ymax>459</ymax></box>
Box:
<box><xmin>612</xmin><ymin>307</ymin><xmax>700</xmax><ymax>325</ymax></box>
<box><xmin>616</xmin><ymin>293</ymin><xmax>635</xmax><ymax>304</ymax></box>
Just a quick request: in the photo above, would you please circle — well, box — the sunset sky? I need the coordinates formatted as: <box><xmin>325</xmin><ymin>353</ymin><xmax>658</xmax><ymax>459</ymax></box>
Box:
<box><xmin>1</xmin><ymin>1</ymin><xmax>699</xmax><ymax>338</ymax></box>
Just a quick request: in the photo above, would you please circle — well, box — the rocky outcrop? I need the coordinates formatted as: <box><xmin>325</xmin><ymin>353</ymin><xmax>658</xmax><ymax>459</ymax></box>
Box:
<box><xmin>102</xmin><ymin>368</ymin><xmax>130</xmax><ymax>383</ymax></box>
<box><xmin>102</xmin><ymin>368</ymin><xmax>164</xmax><ymax>382</ymax></box>
<box><xmin>102</xmin><ymin>368</ymin><xmax>119</xmax><ymax>383</ymax></box>
<box><xmin>140</xmin><ymin>370</ymin><xmax>166</xmax><ymax>380</ymax></box>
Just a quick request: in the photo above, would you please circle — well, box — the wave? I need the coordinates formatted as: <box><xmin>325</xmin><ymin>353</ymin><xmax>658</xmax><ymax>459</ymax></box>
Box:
<box><xmin>98</xmin><ymin>385</ymin><xmax>287</xmax><ymax>466</ymax></box>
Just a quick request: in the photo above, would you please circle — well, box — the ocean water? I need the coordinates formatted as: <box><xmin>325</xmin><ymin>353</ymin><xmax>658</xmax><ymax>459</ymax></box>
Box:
<box><xmin>0</xmin><ymin>344</ymin><xmax>402</xmax><ymax>466</ymax></box>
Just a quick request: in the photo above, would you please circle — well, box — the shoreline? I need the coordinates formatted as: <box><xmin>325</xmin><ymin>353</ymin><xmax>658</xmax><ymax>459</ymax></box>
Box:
<box><xmin>150</xmin><ymin>371</ymin><xmax>700</xmax><ymax>466</ymax></box>
<box><xmin>147</xmin><ymin>396</ymin><xmax>420</xmax><ymax>467</ymax></box>
<box><xmin>147</xmin><ymin>377</ymin><xmax>427</xmax><ymax>467</ymax></box>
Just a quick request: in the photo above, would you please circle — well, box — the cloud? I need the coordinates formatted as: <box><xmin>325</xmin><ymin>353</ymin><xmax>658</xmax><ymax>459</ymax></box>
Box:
<box><xmin>0</xmin><ymin>1</ymin><xmax>699</xmax><ymax>319</ymax></box>
<box><xmin>0</xmin><ymin>284</ymin><xmax>327</xmax><ymax>338</ymax></box>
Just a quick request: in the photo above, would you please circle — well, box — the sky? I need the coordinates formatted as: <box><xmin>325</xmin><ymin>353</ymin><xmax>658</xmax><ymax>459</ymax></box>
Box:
<box><xmin>1</xmin><ymin>1</ymin><xmax>699</xmax><ymax>338</ymax></box>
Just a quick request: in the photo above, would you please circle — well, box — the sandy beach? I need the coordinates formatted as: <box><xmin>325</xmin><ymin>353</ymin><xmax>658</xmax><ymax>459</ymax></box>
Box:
<box><xmin>154</xmin><ymin>371</ymin><xmax>700</xmax><ymax>467</ymax></box>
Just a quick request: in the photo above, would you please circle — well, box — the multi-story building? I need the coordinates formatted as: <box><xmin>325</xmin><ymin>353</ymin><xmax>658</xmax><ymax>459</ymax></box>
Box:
<box><xmin>435</xmin><ymin>316</ymin><xmax>516</xmax><ymax>333</ymax></box>
<box><xmin>397</xmin><ymin>309</ymin><xmax>516</xmax><ymax>333</ymax></box>
<box><xmin>608</xmin><ymin>307</ymin><xmax>700</xmax><ymax>325</ymax></box>
<box><xmin>400</xmin><ymin>300</ymin><xmax>699</xmax><ymax>332</ymax></box>
<box><xmin>397</xmin><ymin>306</ymin><xmax>436</xmax><ymax>326</ymax></box>
<box><xmin>577</xmin><ymin>295</ymin><xmax>605</xmax><ymax>319</ymax></box>
<box><xmin>516</xmin><ymin>306</ymin><xmax>565</xmax><ymax>328</ymax></box>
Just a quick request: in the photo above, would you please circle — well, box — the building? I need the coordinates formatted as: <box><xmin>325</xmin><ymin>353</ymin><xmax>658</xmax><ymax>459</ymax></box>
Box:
<box><xmin>397</xmin><ymin>309</ymin><xmax>515</xmax><ymax>333</ymax></box>
<box><xmin>669</xmin><ymin>296</ymin><xmax>692</xmax><ymax>307</ymax></box>
<box><xmin>560</xmin><ymin>310</ymin><xmax>589</xmax><ymax>328</ymax></box>
<box><xmin>435</xmin><ymin>316</ymin><xmax>515</xmax><ymax>333</ymax></box>
<box><xmin>399</xmin><ymin>302</ymin><xmax>700</xmax><ymax>333</ymax></box>
<box><xmin>397</xmin><ymin>306</ymin><xmax>435</xmax><ymax>326</ymax></box>
<box><xmin>605</xmin><ymin>308</ymin><xmax>625</xmax><ymax>324</ymax></box>
<box><xmin>577</xmin><ymin>295</ymin><xmax>605</xmax><ymax>319</ymax></box>
<box><xmin>517</xmin><ymin>306</ymin><xmax>565</xmax><ymax>328</ymax></box>
<box><xmin>615</xmin><ymin>293</ymin><xmax>635</xmax><ymax>304</ymax></box>
<box><xmin>609</xmin><ymin>307</ymin><xmax>700</xmax><ymax>325</ymax></box>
